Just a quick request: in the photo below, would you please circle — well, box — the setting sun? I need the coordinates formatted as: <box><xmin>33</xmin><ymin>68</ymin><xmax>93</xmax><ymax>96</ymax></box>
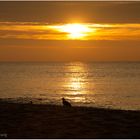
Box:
<box><xmin>48</xmin><ymin>23</ymin><xmax>93</xmax><ymax>39</ymax></box>
<box><xmin>60</xmin><ymin>24</ymin><xmax>91</xmax><ymax>39</ymax></box>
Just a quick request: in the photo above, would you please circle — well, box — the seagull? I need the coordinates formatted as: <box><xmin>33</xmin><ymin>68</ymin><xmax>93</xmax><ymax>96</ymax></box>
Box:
<box><xmin>62</xmin><ymin>98</ymin><xmax>71</xmax><ymax>107</ymax></box>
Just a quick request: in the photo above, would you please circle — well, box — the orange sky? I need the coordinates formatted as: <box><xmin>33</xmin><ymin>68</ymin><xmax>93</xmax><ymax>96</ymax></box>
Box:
<box><xmin>0</xmin><ymin>1</ymin><xmax>140</xmax><ymax>61</ymax></box>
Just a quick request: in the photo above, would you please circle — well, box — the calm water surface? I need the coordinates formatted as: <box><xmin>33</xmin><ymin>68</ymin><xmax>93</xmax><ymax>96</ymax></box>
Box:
<box><xmin>0</xmin><ymin>62</ymin><xmax>140</xmax><ymax>110</ymax></box>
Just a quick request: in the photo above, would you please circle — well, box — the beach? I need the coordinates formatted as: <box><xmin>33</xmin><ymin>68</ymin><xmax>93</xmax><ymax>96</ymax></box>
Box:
<box><xmin>0</xmin><ymin>101</ymin><xmax>140</xmax><ymax>138</ymax></box>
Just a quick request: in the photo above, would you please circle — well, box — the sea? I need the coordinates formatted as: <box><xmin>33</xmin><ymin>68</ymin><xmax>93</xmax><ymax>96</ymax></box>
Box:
<box><xmin>0</xmin><ymin>62</ymin><xmax>140</xmax><ymax>110</ymax></box>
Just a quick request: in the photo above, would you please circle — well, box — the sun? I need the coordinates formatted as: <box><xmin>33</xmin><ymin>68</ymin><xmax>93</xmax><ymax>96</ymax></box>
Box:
<box><xmin>49</xmin><ymin>23</ymin><xmax>92</xmax><ymax>39</ymax></box>
<box><xmin>60</xmin><ymin>24</ymin><xmax>91</xmax><ymax>39</ymax></box>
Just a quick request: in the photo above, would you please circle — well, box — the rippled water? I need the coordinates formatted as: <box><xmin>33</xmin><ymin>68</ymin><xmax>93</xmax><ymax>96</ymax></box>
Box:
<box><xmin>0</xmin><ymin>62</ymin><xmax>140</xmax><ymax>110</ymax></box>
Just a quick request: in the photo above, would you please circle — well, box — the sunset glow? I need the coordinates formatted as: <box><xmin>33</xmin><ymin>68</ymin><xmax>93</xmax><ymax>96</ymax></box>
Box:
<box><xmin>0</xmin><ymin>22</ymin><xmax>140</xmax><ymax>41</ymax></box>
<box><xmin>0</xmin><ymin>1</ymin><xmax>140</xmax><ymax>61</ymax></box>
<box><xmin>50</xmin><ymin>23</ymin><xmax>93</xmax><ymax>39</ymax></box>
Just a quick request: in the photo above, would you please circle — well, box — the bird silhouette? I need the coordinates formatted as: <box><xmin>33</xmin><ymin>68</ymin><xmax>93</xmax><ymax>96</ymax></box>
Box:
<box><xmin>62</xmin><ymin>98</ymin><xmax>71</xmax><ymax>107</ymax></box>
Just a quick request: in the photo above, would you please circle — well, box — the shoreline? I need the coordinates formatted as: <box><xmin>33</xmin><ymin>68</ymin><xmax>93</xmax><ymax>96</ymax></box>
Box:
<box><xmin>0</xmin><ymin>101</ymin><xmax>140</xmax><ymax>138</ymax></box>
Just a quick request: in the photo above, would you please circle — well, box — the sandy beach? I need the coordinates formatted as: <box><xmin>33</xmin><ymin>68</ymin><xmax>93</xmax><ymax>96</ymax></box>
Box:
<box><xmin>0</xmin><ymin>101</ymin><xmax>140</xmax><ymax>138</ymax></box>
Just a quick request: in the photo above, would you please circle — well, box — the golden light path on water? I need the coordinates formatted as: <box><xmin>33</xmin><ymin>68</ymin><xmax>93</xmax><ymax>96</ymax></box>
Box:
<box><xmin>64</xmin><ymin>62</ymin><xmax>90</xmax><ymax>103</ymax></box>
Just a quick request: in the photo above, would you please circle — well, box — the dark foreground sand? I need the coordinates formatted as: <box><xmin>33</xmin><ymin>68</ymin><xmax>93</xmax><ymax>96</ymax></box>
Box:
<box><xmin>0</xmin><ymin>101</ymin><xmax>140</xmax><ymax>138</ymax></box>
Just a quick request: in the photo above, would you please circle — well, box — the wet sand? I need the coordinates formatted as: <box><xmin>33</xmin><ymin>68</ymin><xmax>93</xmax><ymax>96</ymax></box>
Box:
<box><xmin>0</xmin><ymin>101</ymin><xmax>140</xmax><ymax>138</ymax></box>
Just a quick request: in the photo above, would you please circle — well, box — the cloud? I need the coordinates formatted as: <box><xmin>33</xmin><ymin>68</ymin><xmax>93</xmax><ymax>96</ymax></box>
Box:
<box><xmin>0</xmin><ymin>2</ymin><xmax>140</xmax><ymax>23</ymax></box>
<box><xmin>0</xmin><ymin>22</ymin><xmax>140</xmax><ymax>41</ymax></box>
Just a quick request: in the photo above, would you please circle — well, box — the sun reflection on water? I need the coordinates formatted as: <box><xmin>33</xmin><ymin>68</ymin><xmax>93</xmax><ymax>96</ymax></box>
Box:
<box><xmin>65</xmin><ymin>62</ymin><xmax>88</xmax><ymax>103</ymax></box>
<box><xmin>70</xmin><ymin>78</ymin><xmax>81</xmax><ymax>91</ymax></box>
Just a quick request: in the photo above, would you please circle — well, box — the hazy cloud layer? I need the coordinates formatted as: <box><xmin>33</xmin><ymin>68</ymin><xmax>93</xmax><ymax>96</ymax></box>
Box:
<box><xmin>0</xmin><ymin>2</ymin><xmax>140</xmax><ymax>61</ymax></box>
<box><xmin>0</xmin><ymin>22</ymin><xmax>140</xmax><ymax>41</ymax></box>
<box><xmin>0</xmin><ymin>2</ymin><xmax>140</xmax><ymax>23</ymax></box>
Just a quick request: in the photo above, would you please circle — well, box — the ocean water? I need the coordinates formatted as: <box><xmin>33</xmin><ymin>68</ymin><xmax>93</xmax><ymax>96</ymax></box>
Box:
<box><xmin>0</xmin><ymin>62</ymin><xmax>140</xmax><ymax>110</ymax></box>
